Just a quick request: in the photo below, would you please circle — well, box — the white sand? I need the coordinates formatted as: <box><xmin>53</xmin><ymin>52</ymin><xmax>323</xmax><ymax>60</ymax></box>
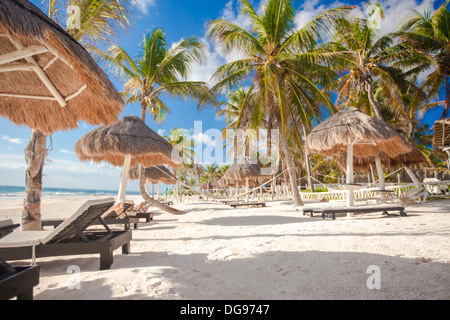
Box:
<box><xmin>1</xmin><ymin>196</ymin><xmax>449</xmax><ymax>300</ymax></box>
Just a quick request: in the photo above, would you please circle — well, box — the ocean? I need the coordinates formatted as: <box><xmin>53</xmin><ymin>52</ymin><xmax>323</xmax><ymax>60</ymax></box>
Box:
<box><xmin>0</xmin><ymin>185</ymin><xmax>141</xmax><ymax>200</ymax></box>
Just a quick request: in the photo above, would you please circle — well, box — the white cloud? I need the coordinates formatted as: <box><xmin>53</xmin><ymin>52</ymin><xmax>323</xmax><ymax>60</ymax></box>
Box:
<box><xmin>1</xmin><ymin>135</ymin><xmax>25</xmax><ymax>144</ymax></box>
<box><xmin>188</xmin><ymin>1</ymin><xmax>256</xmax><ymax>86</ymax></box>
<box><xmin>294</xmin><ymin>0</ymin><xmax>435</xmax><ymax>36</ymax></box>
<box><xmin>191</xmin><ymin>132</ymin><xmax>218</xmax><ymax>147</ymax></box>
<box><xmin>0</xmin><ymin>154</ymin><xmax>26</xmax><ymax>170</ymax></box>
<box><xmin>45</xmin><ymin>158</ymin><xmax>122</xmax><ymax>176</ymax></box>
<box><xmin>376</xmin><ymin>0</ymin><xmax>435</xmax><ymax>35</ymax></box>
<box><xmin>135</xmin><ymin>0</ymin><xmax>156</xmax><ymax>16</ymax></box>
<box><xmin>60</xmin><ymin>149</ymin><xmax>74</xmax><ymax>154</ymax></box>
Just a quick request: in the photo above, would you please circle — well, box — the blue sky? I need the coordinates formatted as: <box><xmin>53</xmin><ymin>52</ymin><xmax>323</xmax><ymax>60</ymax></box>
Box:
<box><xmin>0</xmin><ymin>0</ymin><xmax>445</xmax><ymax>192</ymax></box>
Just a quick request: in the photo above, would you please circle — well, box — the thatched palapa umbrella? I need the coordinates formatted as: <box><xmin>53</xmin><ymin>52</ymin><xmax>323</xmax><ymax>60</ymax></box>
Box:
<box><xmin>0</xmin><ymin>0</ymin><xmax>123</xmax><ymax>132</ymax></box>
<box><xmin>305</xmin><ymin>107</ymin><xmax>412</xmax><ymax>207</ymax></box>
<box><xmin>222</xmin><ymin>163</ymin><xmax>270</xmax><ymax>201</ymax></box>
<box><xmin>129</xmin><ymin>165</ymin><xmax>176</xmax><ymax>199</ymax></box>
<box><xmin>0</xmin><ymin>0</ymin><xmax>123</xmax><ymax>230</ymax></box>
<box><xmin>75</xmin><ymin>115</ymin><xmax>183</xmax><ymax>215</ymax></box>
<box><xmin>129</xmin><ymin>165</ymin><xmax>177</xmax><ymax>185</ymax></box>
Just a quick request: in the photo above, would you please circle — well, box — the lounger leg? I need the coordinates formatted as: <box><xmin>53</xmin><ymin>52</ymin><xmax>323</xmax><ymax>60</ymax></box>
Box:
<box><xmin>122</xmin><ymin>242</ymin><xmax>130</xmax><ymax>255</ymax></box>
<box><xmin>100</xmin><ymin>248</ymin><xmax>113</xmax><ymax>270</ymax></box>
<box><xmin>17</xmin><ymin>288</ymin><xmax>34</xmax><ymax>300</ymax></box>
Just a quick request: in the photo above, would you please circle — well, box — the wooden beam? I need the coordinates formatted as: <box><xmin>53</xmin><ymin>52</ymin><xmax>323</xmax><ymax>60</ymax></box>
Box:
<box><xmin>0</xmin><ymin>63</ymin><xmax>35</xmax><ymax>73</ymax></box>
<box><xmin>65</xmin><ymin>84</ymin><xmax>87</xmax><ymax>101</ymax></box>
<box><xmin>0</xmin><ymin>45</ymin><xmax>48</xmax><ymax>66</ymax></box>
<box><xmin>8</xmin><ymin>37</ymin><xmax>67</xmax><ymax>107</ymax></box>
<box><xmin>43</xmin><ymin>56</ymin><xmax>58</xmax><ymax>71</ymax></box>
<box><xmin>0</xmin><ymin>93</ymin><xmax>56</xmax><ymax>101</ymax></box>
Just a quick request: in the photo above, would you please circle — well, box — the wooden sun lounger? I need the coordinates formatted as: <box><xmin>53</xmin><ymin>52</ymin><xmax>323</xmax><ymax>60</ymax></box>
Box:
<box><xmin>42</xmin><ymin>201</ymin><xmax>135</xmax><ymax>230</ymax></box>
<box><xmin>0</xmin><ymin>198</ymin><xmax>132</xmax><ymax>270</ymax></box>
<box><xmin>0</xmin><ymin>258</ymin><xmax>39</xmax><ymax>300</ymax></box>
<box><xmin>319</xmin><ymin>205</ymin><xmax>406</xmax><ymax>220</ymax></box>
<box><xmin>43</xmin><ymin>201</ymin><xmax>153</xmax><ymax>230</ymax></box>
<box><xmin>229</xmin><ymin>201</ymin><xmax>266</xmax><ymax>208</ymax></box>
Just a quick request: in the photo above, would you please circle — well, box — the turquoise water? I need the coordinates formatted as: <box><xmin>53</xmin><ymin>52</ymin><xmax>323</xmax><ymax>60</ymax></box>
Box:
<box><xmin>0</xmin><ymin>185</ymin><xmax>141</xmax><ymax>199</ymax></box>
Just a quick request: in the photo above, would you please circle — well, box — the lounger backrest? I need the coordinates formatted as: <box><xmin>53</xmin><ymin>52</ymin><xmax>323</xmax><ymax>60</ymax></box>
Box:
<box><xmin>42</xmin><ymin>198</ymin><xmax>115</xmax><ymax>244</ymax></box>
<box><xmin>103</xmin><ymin>201</ymin><xmax>134</xmax><ymax>219</ymax></box>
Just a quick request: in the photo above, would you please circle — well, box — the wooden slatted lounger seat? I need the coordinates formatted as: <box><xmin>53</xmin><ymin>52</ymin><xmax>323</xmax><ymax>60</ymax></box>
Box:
<box><xmin>229</xmin><ymin>202</ymin><xmax>266</xmax><ymax>208</ymax></box>
<box><xmin>319</xmin><ymin>205</ymin><xmax>407</xmax><ymax>220</ymax></box>
<box><xmin>0</xmin><ymin>198</ymin><xmax>132</xmax><ymax>270</ymax></box>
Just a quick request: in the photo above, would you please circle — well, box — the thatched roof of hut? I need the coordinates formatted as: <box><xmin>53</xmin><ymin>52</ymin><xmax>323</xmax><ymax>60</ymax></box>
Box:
<box><xmin>432</xmin><ymin>118</ymin><xmax>450</xmax><ymax>152</ymax></box>
<box><xmin>0</xmin><ymin>0</ymin><xmax>123</xmax><ymax>134</ymax></box>
<box><xmin>128</xmin><ymin>165</ymin><xmax>177</xmax><ymax>185</ymax></box>
<box><xmin>305</xmin><ymin>108</ymin><xmax>412</xmax><ymax>158</ymax></box>
<box><xmin>75</xmin><ymin>115</ymin><xmax>180</xmax><ymax>168</ymax></box>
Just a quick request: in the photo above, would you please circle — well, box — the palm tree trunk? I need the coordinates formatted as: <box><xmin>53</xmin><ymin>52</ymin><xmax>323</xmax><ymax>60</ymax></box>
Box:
<box><xmin>140</xmin><ymin>100</ymin><xmax>147</xmax><ymax>122</ymax></box>
<box><xmin>367</xmin><ymin>82</ymin><xmax>384</xmax><ymax>120</ymax></box>
<box><xmin>138</xmin><ymin>164</ymin><xmax>185</xmax><ymax>215</ymax></box>
<box><xmin>22</xmin><ymin>130</ymin><xmax>47</xmax><ymax>230</ymax></box>
<box><xmin>280</xmin><ymin>128</ymin><xmax>303</xmax><ymax>206</ymax></box>
<box><xmin>301</xmin><ymin>125</ymin><xmax>314</xmax><ymax>192</ymax></box>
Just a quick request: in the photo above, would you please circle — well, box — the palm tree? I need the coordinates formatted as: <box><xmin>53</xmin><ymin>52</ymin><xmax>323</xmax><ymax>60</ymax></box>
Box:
<box><xmin>207</xmin><ymin>0</ymin><xmax>354</xmax><ymax>206</ymax></box>
<box><xmin>48</xmin><ymin>0</ymin><xmax>134</xmax><ymax>45</ymax></box>
<box><xmin>326</xmin><ymin>13</ymin><xmax>415</xmax><ymax>121</ymax></box>
<box><xmin>94</xmin><ymin>29</ymin><xmax>217</xmax><ymax>123</ymax></box>
<box><xmin>21</xmin><ymin>0</ymin><xmax>134</xmax><ymax>230</ymax></box>
<box><xmin>95</xmin><ymin>29</ymin><xmax>217</xmax><ymax>214</ymax></box>
<box><xmin>397</xmin><ymin>0</ymin><xmax>450</xmax><ymax>119</ymax></box>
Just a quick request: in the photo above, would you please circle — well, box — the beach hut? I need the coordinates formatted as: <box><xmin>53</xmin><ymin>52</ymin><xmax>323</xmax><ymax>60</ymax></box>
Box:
<box><xmin>0</xmin><ymin>0</ymin><xmax>123</xmax><ymax>229</ymax></box>
<box><xmin>75</xmin><ymin>115</ymin><xmax>183</xmax><ymax>214</ymax></box>
<box><xmin>305</xmin><ymin>107</ymin><xmax>412</xmax><ymax>207</ymax></box>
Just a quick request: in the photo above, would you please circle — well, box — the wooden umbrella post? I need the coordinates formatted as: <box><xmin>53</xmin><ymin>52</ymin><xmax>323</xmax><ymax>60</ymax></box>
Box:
<box><xmin>117</xmin><ymin>154</ymin><xmax>132</xmax><ymax>203</ymax></box>
<box><xmin>346</xmin><ymin>143</ymin><xmax>355</xmax><ymax>209</ymax></box>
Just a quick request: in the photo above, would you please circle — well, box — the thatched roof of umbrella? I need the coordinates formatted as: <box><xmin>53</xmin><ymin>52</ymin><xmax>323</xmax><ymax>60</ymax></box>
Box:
<box><xmin>338</xmin><ymin>145</ymin><xmax>427</xmax><ymax>172</ymax></box>
<box><xmin>432</xmin><ymin>118</ymin><xmax>450</xmax><ymax>152</ymax></box>
<box><xmin>201</xmin><ymin>180</ymin><xmax>220</xmax><ymax>190</ymax></box>
<box><xmin>223</xmin><ymin>163</ymin><xmax>268</xmax><ymax>181</ymax></box>
<box><xmin>0</xmin><ymin>0</ymin><xmax>123</xmax><ymax>134</ymax></box>
<box><xmin>74</xmin><ymin>115</ymin><xmax>180</xmax><ymax>168</ymax></box>
<box><xmin>128</xmin><ymin>165</ymin><xmax>177</xmax><ymax>185</ymax></box>
<box><xmin>305</xmin><ymin>107</ymin><xmax>412</xmax><ymax>158</ymax></box>
<box><xmin>217</xmin><ymin>176</ymin><xmax>233</xmax><ymax>188</ymax></box>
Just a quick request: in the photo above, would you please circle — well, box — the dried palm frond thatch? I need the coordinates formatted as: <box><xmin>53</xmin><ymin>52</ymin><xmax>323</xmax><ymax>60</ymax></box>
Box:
<box><xmin>128</xmin><ymin>165</ymin><xmax>177</xmax><ymax>185</ymax></box>
<box><xmin>0</xmin><ymin>0</ymin><xmax>123</xmax><ymax>134</ymax></box>
<box><xmin>74</xmin><ymin>116</ymin><xmax>180</xmax><ymax>168</ymax></box>
<box><xmin>305</xmin><ymin>108</ymin><xmax>412</xmax><ymax>158</ymax></box>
